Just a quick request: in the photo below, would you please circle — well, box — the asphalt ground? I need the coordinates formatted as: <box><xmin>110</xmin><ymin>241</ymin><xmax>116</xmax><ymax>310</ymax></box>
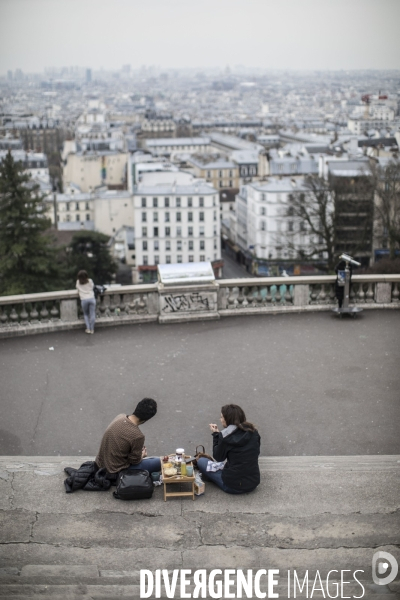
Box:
<box><xmin>0</xmin><ymin>310</ymin><xmax>399</xmax><ymax>457</ymax></box>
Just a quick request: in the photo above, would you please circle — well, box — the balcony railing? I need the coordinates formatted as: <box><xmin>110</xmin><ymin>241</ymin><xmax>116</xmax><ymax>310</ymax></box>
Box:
<box><xmin>0</xmin><ymin>275</ymin><xmax>399</xmax><ymax>338</ymax></box>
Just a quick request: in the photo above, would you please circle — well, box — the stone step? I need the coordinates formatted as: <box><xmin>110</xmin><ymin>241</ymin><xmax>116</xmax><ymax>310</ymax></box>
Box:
<box><xmin>0</xmin><ymin>582</ymin><xmax>398</xmax><ymax>600</ymax></box>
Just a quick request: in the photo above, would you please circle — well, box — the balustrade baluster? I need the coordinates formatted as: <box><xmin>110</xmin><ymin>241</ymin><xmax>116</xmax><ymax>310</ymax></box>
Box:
<box><xmin>0</xmin><ymin>307</ymin><xmax>9</xmax><ymax>326</ymax></box>
<box><xmin>357</xmin><ymin>283</ymin><xmax>365</xmax><ymax>303</ymax></box>
<box><xmin>30</xmin><ymin>303</ymin><xmax>39</xmax><ymax>323</ymax></box>
<box><xmin>275</xmin><ymin>286</ymin><xmax>281</xmax><ymax>304</ymax></box>
<box><xmin>259</xmin><ymin>286</ymin><xmax>267</xmax><ymax>306</ymax></box>
<box><xmin>317</xmin><ymin>284</ymin><xmax>326</xmax><ymax>305</ymax></box>
<box><xmin>50</xmin><ymin>302</ymin><xmax>59</xmax><ymax>320</ymax></box>
<box><xmin>310</xmin><ymin>286</ymin><xmax>318</xmax><ymax>304</ymax></box>
<box><xmin>20</xmin><ymin>303</ymin><xmax>29</xmax><ymax>324</ymax></box>
<box><xmin>328</xmin><ymin>284</ymin><xmax>336</xmax><ymax>304</ymax></box>
<box><xmin>10</xmin><ymin>306</ymin><xmax>19</xmax><ymax>325</ymax></box>
<box><xmin>246</xmin><ymin>287</ymin><xmax>254</xmax><ymax>308</ymax></box>
<box><xmin>138</xmin><ymin>294</ymin><xmax>147</xmax><ymax>313</ymax></box>
<box><xmin>392</xmin><ymin>283</ymin><xmax>400</xmax><ymax>303</ymax></box>
<box><xmin>39</xmin><ymin>302</ymin><xmax>49</xmax><ymax>322</ymax></box>
<box><xmin>226</xmin><ymin>287</ymin><xmax>235</xmax><ymax>309</ymax></box>
<box><xmin>349</xmin><ymin>285</ymin><xmax>356</xmax><ymax>303</ymax></box>
<box><xmin>270</xmin><ymin>285</ymin><xmax>277</xmax><ymax>304</ymax></box>
<box><xmin>254</xmin><ymin>286</ymin><xmax>262</xmax><ymax>306</ymax></box>
<box><xmin>285</xmin><ymin>285</ymin><xmax>293</xmax><ymax>305</ymax></box>
<box><xmin>366</xmin><ymin>283</ymin><xmax>374</xmax><ymax>303</ymax></box>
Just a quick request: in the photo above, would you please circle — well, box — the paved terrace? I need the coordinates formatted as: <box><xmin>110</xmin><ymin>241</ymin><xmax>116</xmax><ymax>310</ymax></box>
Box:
<box><xmin>1</xmin><ymin>311</ymin><xmax>399</xmax><ymax>598</ymax></box>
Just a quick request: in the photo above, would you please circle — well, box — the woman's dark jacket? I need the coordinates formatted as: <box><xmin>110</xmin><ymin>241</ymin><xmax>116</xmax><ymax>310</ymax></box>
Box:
<box><xmin>212</xmin><ymin>427</ymin><xmax>261</xmax><ymax>492</ymax></box>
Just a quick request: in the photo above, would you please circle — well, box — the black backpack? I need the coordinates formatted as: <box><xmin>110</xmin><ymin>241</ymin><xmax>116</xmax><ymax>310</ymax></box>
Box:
<box><xmin>113</xmin><ymin>469</ymin><xmax>154</xmax><ymax>500</ymax></box>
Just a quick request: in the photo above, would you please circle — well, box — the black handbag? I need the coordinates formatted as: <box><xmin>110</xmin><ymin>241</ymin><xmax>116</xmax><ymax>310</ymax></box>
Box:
<box><xmin>113</xmin><ymin>469</ymin><xmax>154</xmax><ymax>500</ymax></box>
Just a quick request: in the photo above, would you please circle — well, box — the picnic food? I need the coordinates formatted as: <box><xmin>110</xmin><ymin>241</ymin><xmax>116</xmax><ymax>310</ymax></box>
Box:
<box><xmin>163</xmin><ymin>462</ymin><xmax>173</xmax><ymax>468</ymax></box>
<box><xmin>164</xmin><ymin>467</ymin><xmax>177</xmax><ymax>477</ymax></box>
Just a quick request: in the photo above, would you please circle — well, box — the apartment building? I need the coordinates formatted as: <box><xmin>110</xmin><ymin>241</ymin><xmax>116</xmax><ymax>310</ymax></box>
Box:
<box><xmin>132</xmin><ymin>171</ymin><xmax>220</xmax><ymax>283</ymax></box>
<box><xmin>188</xmin><ymin>154</ymin><xmax>239</xmax><ymax>190</ymax></box>
<box><xmin>63</xmin><ymin>150</ymin><xmax>128</xmax><ymax>192</ymax></box>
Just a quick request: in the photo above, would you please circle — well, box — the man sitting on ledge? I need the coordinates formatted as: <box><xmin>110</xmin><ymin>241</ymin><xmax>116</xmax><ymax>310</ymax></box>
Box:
<box><xmin>95</xmin><ymin>398</ymin><xmax>161</xmax><ymax>482</ymax></box>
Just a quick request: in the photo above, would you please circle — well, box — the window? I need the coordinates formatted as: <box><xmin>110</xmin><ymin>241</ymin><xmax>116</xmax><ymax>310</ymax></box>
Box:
<box><xmin>219</xmin><ymin>170</ymin><xmax>222</xmax><ymax>178</ymax></box>
<box><xmin>141</xmin><ymin>197</ymin><xmax>146</xmax><ymax>207</ymax></box>
<box><xmin>188</xmin><ymin>197</ymin><xmax>193</xmax><ymax>207</ymax></box>
<box><xmin>229</xmin><ymin>170</ymin><xmax>233</xmax><ymax>177</ymax></box>
<box><xmin>165</xmin><ymin>227</ymin><xmax>170</xmax><ymax>237</ymax></box>
<box><xmin>176</xmin><ymin>212</ymin><xmax>181</xmax><ymax>222</ymax></box>
<box><xmin>177</xmin><ymin>226</ymin><xmax>182</xmax><ymax>237</ymax></box>
<box><xmin>213</xmin><ymin>196</ymin><xmax>216</xmax><ymax>206</ymax></box>
<box><xmin>153</xmin><ymin>197</ymin><xmax>158</xmax><ymax>208</ymax></box>
<box><xmin>66</xmin><ymin>202</ymin><xmax>70</xmax><ymax>211</ymax></box>
<box><xmin>189</xmin><ymin>255</ymin><xmax>194</xmax><ymax>262</ymax></box>
<box><xmin>86</xmin><ymin>213</ymin><xmax>90</xmax><ymax>221</ymax></box>
<box><xmin>261</xmin><ymin>193</ymin><xmax>266</xmax><ymax>202</ymax></box>
<box><xmin>176</xmin><ymin>197</ymin><xmax>181</xmax><ymax>208</ymax></box>
<box><xmin>200</xmin><ymin>240</ymin><xmax>205</xmax><ymax>250</ymax></box>
<box><xmin>261</xmin><ymin>207</ymin><xmax>266</xmax><ymax>216</ymax></box>
<box><xmin>288</xmin><ymin>221</ymin><xmax>293</xmax><ymax>232</ymax></box>
<box><xmin>188</xmin><ymin>212</ymin><xmax>193</xmax><ymax>222</ymax></box>
<box><xmin>154</xmin><ymin>240</ymin><xmax>159</xmax><ymax>250</ymax></box>
<box><xmin>213</xmin><ymin>210</ymin><xmax>217</xmax><ymax>221</ymax></box>
<box><xmin>177</xmin><ymin>240</ymin><xmax>182</xmax><ymax>251</ymax></box>
<box><xmin>165</xmin><ymin>212</ymin><xmax>170</xmax><ymax>222</ymax></box>
<box><xmin>261</xmin><ymin>220</ymin><xmax>266</xmax><ymax>231</ymax></box>
<box><xmin>200</xmin><ymin>255</ymin><xmax>205</xmax><ymax>262</ymax></box>
<box><xmin>199</xmin><ymin>212</ymin><xmax>204</xmax><ymax>222</ymax></box>
<box><xmin>142</xmin><ymin>241</ymin><xmax>148</xmax><ymax>250</ymax></box>
<box><xmin>166</xmin><ymin>255</ymin><xmax>171</xmax><ymax>264</ymax></box>
<box><xmin>142</xmin><ymin>227</ymin><xmax>147</xmax><ymax>237</ymax></box>
<box><xmin>177</xmin><ymin>255</ymin><xmax>182</xmax><ymax>263</ymax></box>
<box><xmin>300</xmin><ymin>221</ymin><xmax>306</xmax><ymax>232</ymax></box>
<box><xmin>76</xmin><ymin>214</ymin><xmax>80</xmax><ymax>221</ymax></box>
<box><xmin>165</xmin><ymin>240</ymin><xmax>171</xmax><ymax>251</ymax></box>
<box><xmin>85</xmin><ymin>202</ymin><xmax>90</xmax><ymax>210</ymax></box>
<box><xmin>199</xmin><ymin>226</ymin><xmax>205</xmax><ymax>236</ymax></box>
<box><xmin>153</xmin><ymin>227</ymin><xmax>159</xmax><ymax>237</ymax></box>
<box><xmin>143</xmin><ymin>255</ymin><xmax>148</xmax><ymax>265</ymax></box>
<box><xmin>214</xmin><ymin>239</ymin><xmax>217</xmax><ymax>250</ymax></box>
<box><xmin>188</xmin><ymin>226</ymin><xmax>193</xmax><ymax>236</ymax></box>
<box><xmin>219</xmin><ymin>181</ymin><xmax>223</xmax><ymax>188</ymax></box>
<box><xmin>229</xmin><ymin>180</ymin><xmax>232</xmax><ymax>187</ymax></box>
<box><xmin>66</xmin><ymin>214</ymin><xmax>70</xmax><ymax>222</ymax></box>
<box><xmin>142</xmin><ymin>212</ymin><xmax>147</xmax><ymax>222</ymax></box>
<box><xmin>164</xmin><ymin>197</ymin><xmax>170</xmax><ymax>207</ymax></box>
<box><xmin>207</xmin><ymin>171</ymin><xmax>211</xmax><ymax>178</ymax></box>
<box><xmin>154</xmin><ymin>255</ymin><xmax>159</xmax><ymax>264</ymax></box>
<box><xmin>75</xmin><ymin>202</ymin><xmax>79</xmax><ymax>210</ymax></box>
<box><xmin>199</xmin><ymin>197</ymin><xmax>204</xmax><ymax>207</ymax></box>
<box><xmin>153</xmin><ymin>212</ymin><xmax>158</xmax><ymax>222</ymax></box>
<box><xmin>188</xmin><ymin>240</ymin><xmax>194</xmax><ymax>250</ymax></box>
<box><xmin>213</xmin><ymin>226</ymin><xmax>217</xmax><ymax>236</ymax></box>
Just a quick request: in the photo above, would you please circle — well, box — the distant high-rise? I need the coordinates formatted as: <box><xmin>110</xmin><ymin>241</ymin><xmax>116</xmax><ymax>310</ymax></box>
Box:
<box><xmin>86</xmin><ymin>68</ymin><xmax>92</xmax><ymax>83</ymax></box>
<box><xmin>7</xmin><ymin>70</ymin><xmax>13</xmax><ymax>81</ymax></box>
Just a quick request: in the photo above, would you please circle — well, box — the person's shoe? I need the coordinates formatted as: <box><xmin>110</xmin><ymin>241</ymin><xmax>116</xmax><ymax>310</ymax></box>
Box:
<box><xmin>90</xmin><ymin>330</ymin><xmax>94</xmax><ymax>334</ymax></box>
<box><xmin>85</xmin><ymin>329</ymin><xmax>91</xmax><ymax>334</ymax></box>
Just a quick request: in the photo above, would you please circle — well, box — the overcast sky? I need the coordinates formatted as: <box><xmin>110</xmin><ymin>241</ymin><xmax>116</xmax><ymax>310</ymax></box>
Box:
<box><xmin>1</xmin><ymin>0</ymin><xmax>400</xmax><ymax>74</ymax></box>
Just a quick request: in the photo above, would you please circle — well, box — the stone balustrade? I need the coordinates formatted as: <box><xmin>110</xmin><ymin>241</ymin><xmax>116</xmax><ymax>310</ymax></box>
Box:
<box><xmin>0</xmin><ymin>274</ymin><xmax>399</xmax><ymax>338</ymax></box>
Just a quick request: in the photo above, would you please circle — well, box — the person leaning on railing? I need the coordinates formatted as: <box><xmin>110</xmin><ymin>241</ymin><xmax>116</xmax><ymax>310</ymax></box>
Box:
<box><xmin>76</xmin><ymin>270</ymin><xmax>96</xmax><ymax>334</ymax></box>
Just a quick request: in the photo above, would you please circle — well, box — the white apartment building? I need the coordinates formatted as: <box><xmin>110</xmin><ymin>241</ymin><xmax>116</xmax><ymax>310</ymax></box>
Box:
<box><xmin>236</xmin><ymin>177</ymin><xmax>320</xmax><ymax>261</ymax></box>
<box><xmin>132</xmin><ymin>171</ymin><xmax>220</xmax><ymax>283</ymax></box>
<box><xmin>94</xmin><ymin>190</ymin><xmax>134</xmax><ymax>237</ymax></box>
<box><xmin>63</xmin><ymin>151</ymin><xmax>128</xmax><ymax>192</ymax></box>
<box><xmin>44</xmin><ymin>192</ymin><xmax>95</xmax><ymax>230</ymax></box>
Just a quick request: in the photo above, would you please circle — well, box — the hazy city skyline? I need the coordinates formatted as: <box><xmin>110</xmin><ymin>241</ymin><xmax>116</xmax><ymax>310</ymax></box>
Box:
<box><xmin>1</xmin><ymin>0</ymin><xmax>400</xmax><ymax>75</ymax></box>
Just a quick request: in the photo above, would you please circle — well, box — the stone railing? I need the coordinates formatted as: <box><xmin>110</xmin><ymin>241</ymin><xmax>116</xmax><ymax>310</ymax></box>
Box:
<box><xmin>0</xmin><ymin>274</ymin><xmax>399</xmax><ymax>338</ymax></box>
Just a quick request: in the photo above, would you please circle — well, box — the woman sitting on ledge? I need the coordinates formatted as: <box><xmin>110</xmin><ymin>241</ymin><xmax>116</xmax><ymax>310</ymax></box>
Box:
<box><xmin>197</xmin><ymin>404</ymin><xmax>260</xmax><ymax>494</ymax></box>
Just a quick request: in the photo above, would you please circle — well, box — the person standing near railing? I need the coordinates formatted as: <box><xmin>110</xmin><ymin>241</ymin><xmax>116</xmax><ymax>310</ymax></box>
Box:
<box><xmin>76</xmin><ymin>270</ymin><xmax>96</xmax><ymax>334</ymax></box>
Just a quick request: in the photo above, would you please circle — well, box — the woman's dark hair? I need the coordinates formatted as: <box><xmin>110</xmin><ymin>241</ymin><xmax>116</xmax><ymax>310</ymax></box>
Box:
<box><xmin>77</xmin><ymin>270</ymin><xmax>89</xmax><ymax>285</ymax></box>
<box><xmin>133</xmin><ymin>398</ymin><xmax>157</xmax><ymax>422</ymax></box>
<box><xmin>221</xmin><ymin>404</ymin><xmax>257</xmax><ymax>432</ymax></box>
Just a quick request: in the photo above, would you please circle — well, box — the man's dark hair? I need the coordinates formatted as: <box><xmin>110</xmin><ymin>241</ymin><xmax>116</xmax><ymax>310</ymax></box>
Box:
<box><xmin>133</xmin><ymin>398</ymin><xmax>157</xmax><ymax>422</ymax></box>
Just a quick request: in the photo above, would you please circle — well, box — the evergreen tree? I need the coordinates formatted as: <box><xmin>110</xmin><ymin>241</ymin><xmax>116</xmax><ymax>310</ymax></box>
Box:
<box><xmin>0</xmin><ymin>151</ymin><xmax>62</xmax><ymax>295</ymax></box>
<box><xmin>68</xmin><ymin>230</ymin><xmax>117</xmax><ymax>285</ymax></box>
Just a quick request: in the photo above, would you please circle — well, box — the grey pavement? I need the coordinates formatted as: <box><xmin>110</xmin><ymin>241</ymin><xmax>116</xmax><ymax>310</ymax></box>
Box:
<box><xmin>0</xmin><ymin>310</ymin><xmax>399</xmax><ymax>457</ymax></box>
<box><xmin>0</xmin><ymin>455</ymin><xmax>399</xmax><ymax>598</ymax></box>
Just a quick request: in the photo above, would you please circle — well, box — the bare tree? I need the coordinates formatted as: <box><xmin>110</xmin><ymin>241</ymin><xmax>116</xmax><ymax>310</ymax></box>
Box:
<box><xmin>285</xmin><ymin>175</ymin><xmax>336</xmax><ymax>271</ymax></box>
<box><xmin>372</xmin><ymin>159</ymin><xmax>400</xmax><ymax>259</ymax></box>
